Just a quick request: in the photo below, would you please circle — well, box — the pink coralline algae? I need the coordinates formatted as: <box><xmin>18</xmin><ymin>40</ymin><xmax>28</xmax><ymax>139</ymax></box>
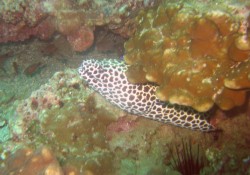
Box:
<box><xmin>0</xmin><ymin>0</ymin><xmax>157</xmax><ymax>51</ymax></box>
<box><xmin>0</xmin><ymin>18</ymin><xmax>55</xmax><ymax>42</ymax></box>
<box><xmin>67</xmin><ymin>26</ymin><xmax>94</xmax><ymax>52</ymax></box>
<box><xmin>13</xmin><ymin>71</ymin><xmax>84</xmax><ymax>139</ymax></box>
<box><xmin>17</xmin><ymin>86</ymin><xmax>62</xmax><ymax>118</ymax></box>
<box><xmin>106</xmin><ymin>116</ymin><xmax>138</xmax><ymax>140</ymax></box>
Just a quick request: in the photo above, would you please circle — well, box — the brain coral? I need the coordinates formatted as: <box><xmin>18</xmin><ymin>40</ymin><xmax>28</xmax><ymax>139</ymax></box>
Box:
<box><xmin>124</xmin><ymin>1</ymin><xmax>250</xmax><ymax>112</ymax></box>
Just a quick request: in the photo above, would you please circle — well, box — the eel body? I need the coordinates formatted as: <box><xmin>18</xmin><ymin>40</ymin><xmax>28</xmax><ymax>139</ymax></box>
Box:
<box><xmin>78</xmin><ymin>59</ymin><xmax>215</xmax><ymax>132</ymax></box>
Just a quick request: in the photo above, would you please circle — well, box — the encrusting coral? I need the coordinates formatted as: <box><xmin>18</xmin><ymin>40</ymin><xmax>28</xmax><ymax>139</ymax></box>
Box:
<box><xmin>1</xmin><ymin>65</ymin><xmax>250</xmax><ymax>174</ymax></box>
<box><xmin>6</xmin><ymin>69</ymin><xmax>121</xmax><ymax>175</ymax></box>
<box><xmin>124</xmin><ymin>1</ymin><xmax>250</xmax><ymax>112</ymax></box>
<box><xmin>0</xmin><ymin>146</ymin><xmax>64</xmax><ymax>175</ymax></box>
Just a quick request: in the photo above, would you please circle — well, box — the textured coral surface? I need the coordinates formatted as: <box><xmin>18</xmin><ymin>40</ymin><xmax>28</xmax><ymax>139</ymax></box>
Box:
<box><xmin>0</xmin><ymin>1</ymin><xmax>250</xmax><ymax>174</ymax></box>
<box><xmin>124</xmin><ymin>1</ymin><xmax>250</xmax><ymax>112</ymax></box>
<box><xmin>2</xmin><ymin>69</ymin><xmax>124</xmax><ymax>175</ymax></box>
<box><xmin>0</xmin><ymin>0</ymin><xmax>156</xmax><ymax>51</ymax></box>
<box><xmin>0</xmin><ymin>147</ymin><xmax>64</xmax><ymax>175</ymax></box>
<box><xmin>0</xmin><ymin>54</ymin><xmax>250</xmax><ymax>174</ymax></box>
<box><xmin>0</xmin><ymin>66</ymin><xmax>250</xmax><ymax>175</ymax></box>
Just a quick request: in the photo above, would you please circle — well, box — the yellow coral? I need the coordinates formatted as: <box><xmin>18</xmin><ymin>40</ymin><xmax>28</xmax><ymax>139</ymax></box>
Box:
<box><xmin>124</xmin><ymin>1</ymin><xmax>250</xmax><ymax>112</ymax></box>
<box><xmin>224</xmin><ymin>59</ymin><xmax>250</xmax><ymax>89</ymax></box>
<box><xmin>0</xmin><ymin>147</ymin><xmax>64</xmax><ymax>175</ymax></box>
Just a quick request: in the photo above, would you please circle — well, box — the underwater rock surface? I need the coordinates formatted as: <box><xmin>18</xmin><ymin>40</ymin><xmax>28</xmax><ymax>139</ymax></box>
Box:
<box><xmin>0</xmin><ymin>0</ymin><xmax>250</xmax><ymax>174</ymax></box>
<box><xmin>0</xmin><ymin>67</ymin><xmax>249</xmax><ymax>174</ymax></box>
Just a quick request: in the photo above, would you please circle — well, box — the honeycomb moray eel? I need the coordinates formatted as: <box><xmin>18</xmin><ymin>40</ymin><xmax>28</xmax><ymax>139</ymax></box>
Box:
<box><xmin>79</xmin><ymin>59</ymin><xmax>216</xmax><ymax>132</ymax></box>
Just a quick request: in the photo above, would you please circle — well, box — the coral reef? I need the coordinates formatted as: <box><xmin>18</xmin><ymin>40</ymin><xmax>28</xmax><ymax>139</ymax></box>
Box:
<box><xmin>1</xmin><ymin>1</ymin><xmax>250</xmax><ymax>173</ymax></box>
<box><xmin>0</xmin><ymin>146</ymin><xmax>64</xmax><ymax>175</ymax></box>
<box><xmin>67</xmin><ymin>26</ymin><xmax>94</xmax><ymax>52</ymax></box>
<box><xmin>1</xmin><ymin>67</ymin><xmax>250</xmax><ymax>174</ymax></box>
<box><xmin>0</xmin><ymin>0</ymin><xmax>157</xmax><ymax>51</ymax></box>
<box><xmin>5</xmin><ymin>69</ymin><xmax>122</xmax><ymax>175</ymax></box>
<box><xmin>124</xmin><ymin>1</ymin><xmax>250</xmax><ymax>112</ymax></box>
